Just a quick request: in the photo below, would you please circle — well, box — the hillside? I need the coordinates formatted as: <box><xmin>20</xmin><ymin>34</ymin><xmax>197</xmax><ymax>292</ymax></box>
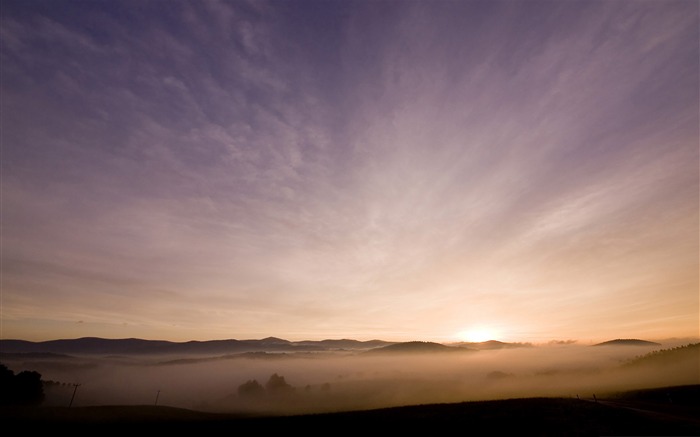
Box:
<box><xmin>2</xmin><ymin>390</ymin><xmax>699</xmax><ymax>434</ymax></box>
<box><xmin>0</xmin><ymin>337</ymin><xmax>394</xmax><ymax>356</ymax></box>
<box><xmin>604</xmin><ymin>384</ymin><xmax>700</xmax><ymax>405</ymax></box>
<box><xmin>593</xmin><ymin>339</ymin><xmax>661</xmax><ymax>347</ymax></box>
<box><xmin>622</xmin><ymin>343</ymin><xmax>700</xmax><ymax>368</ymax></box>
<box><xmin>366</xmin><ymin>341</ymin><xmax>472</xmax><ymax>354</ymax></box>
<box><xmin>450</xmin><ymin>340</ymin><xmax>532</xmax><ymax>350</ymax></box>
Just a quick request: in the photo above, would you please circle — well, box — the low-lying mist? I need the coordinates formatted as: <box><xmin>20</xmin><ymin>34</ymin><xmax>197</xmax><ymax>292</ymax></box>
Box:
<box><xmin>4</xmin><ymin>342</ymin><xmax>698</xmax><ymax>415</ymax></box>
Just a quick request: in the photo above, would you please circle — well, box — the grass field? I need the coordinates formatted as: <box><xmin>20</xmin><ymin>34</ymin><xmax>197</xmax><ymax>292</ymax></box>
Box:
<box><xmin>3</xmin><ymin>385</ymin><xmax>698</xmax><ymax>435</ymax></box>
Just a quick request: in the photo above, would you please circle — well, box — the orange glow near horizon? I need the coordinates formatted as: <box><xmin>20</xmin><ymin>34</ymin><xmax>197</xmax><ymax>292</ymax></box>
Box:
<box><xmin>454</xmin><ymin>326</ymin><xmax>505</xmax><ymax>343</ymax></box>
<box><xmin>1</xmin><ymin>1</ymin><xmax>698</xmax><ymax>344</ymax></box>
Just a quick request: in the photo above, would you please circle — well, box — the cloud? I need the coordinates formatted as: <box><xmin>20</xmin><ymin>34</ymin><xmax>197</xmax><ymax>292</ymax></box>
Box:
<box><xmin>1</xmin><ymin>0</ymin><xmax>697</xmax><ymax>342</ymax></box>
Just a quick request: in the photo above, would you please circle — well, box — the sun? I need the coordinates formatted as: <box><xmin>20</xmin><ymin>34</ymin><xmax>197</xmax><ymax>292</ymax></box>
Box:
<box><xmin>457</xmin><ymin>327</ymin><xmax>499</xmax><ymax>343</ymax></box>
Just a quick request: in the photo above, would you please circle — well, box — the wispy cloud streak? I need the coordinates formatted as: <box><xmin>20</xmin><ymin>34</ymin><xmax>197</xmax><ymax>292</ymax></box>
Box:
<box><xmin>1</xmin><ymin>0</ymin><xmax>697</xmax><ymax>342</ymax></box>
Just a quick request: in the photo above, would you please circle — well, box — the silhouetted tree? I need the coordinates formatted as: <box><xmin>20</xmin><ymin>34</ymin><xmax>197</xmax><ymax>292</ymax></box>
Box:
<box><xmin>0</xmin><ymin>363</ymin><xmax>44</xmax><ymax>406</ymax></box>
<box><xmin>0</xmin><ymin>364</ymin><xmax>15</xmax><ymax>405</ymax></box>
<box><xmin>238</xmin><ymin>379</ymin><xmax>264</xmax><ymax>397</ymax></box>
<box><xmin>15</xmin><ymin>371</ymin><xmax>44</xmax><ymax>405</ymax></box>
<box><xmin>265</xmin><ymin>373</ymin><xmax>293</xmax><ymax>395</ymax></box>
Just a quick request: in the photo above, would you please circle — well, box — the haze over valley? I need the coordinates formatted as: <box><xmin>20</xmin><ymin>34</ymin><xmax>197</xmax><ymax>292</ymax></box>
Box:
<box><xmin>1</xmin><ymin>1</ymin><xmax>698</xmax><ymax>431</ymax></box>
<box><xmin>2</xmin><ymin>336</ymin><xmax>697</xmax><ymax>415</ymax></box>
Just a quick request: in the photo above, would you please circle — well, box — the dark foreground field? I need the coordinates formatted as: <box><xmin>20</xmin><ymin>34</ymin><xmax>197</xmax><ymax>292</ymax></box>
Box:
<box><xmin>3</xmin><ymin>386</ymin><xmax>699</xmax><ymax>435</ymax></box>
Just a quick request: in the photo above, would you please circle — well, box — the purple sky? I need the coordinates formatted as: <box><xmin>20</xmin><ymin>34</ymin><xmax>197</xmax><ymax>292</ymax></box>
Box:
<box><xmin>1</xmin><ymin>0</ymin><xmax>698</xmax><ymax>343</ymax></box>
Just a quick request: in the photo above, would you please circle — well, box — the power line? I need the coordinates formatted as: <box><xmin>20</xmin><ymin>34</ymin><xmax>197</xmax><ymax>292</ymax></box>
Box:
<box><xmin>69</xmin><ymin>383</ymin><xmax>81</xmax><ymax>408</ymax></box>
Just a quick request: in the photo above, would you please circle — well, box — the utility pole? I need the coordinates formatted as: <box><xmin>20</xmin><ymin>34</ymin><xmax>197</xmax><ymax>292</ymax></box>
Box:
<box><xmin>154</xmin><ymin>390</ymin><xmax>160</xmax><ymax>406</ymax></box>
<box><xmin>69</xmin><ymin>383</ymin><xmax>81</xmax><ymax>408</ymax></box>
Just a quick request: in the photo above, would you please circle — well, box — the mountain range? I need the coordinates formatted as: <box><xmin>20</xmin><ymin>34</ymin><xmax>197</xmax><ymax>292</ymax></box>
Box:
<box><xmin>0</xmin><ymin>337</ymin><xmax>666</xmax><ymax>356</ymax></box>
<box><xmin>592</xmin><ymin>339</ymin><xmax>661</xmax><ymax>347</ymax></box>
<box><xmin>0</xmin><ymin>337</ymin><xmax>531</xmax><ymax>356</ymax></box>
<box><xmin>0</xmin><ymin>337</ymin><xmax>393</xmax><ymax>356</ymax></box>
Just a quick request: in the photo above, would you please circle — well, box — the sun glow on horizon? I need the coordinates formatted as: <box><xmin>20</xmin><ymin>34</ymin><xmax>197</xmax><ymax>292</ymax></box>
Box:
<box><xmin>1</xmin><ymin>1</ymin><xmax>697</xmax><ymax>345</ymax></box>
<box><xmin>457</xmin><ymin>327</ymin><xmax>501</xmax><ymax>343</ymax></box>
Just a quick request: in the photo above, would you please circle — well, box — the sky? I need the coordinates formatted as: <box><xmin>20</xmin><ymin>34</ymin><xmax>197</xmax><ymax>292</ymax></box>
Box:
<box><xmin>1</xmin><ymin>0</ymin><xmax>698</xmax><ymax>344</ymax></box>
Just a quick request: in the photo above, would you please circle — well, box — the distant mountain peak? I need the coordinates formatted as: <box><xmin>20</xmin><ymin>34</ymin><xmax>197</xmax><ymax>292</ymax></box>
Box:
<box><xmin>258</xmin><ymin>337</ymin><xmax>290</xmax><ymax>343</ymax></box>
<box><xmin>593</xmin><ymin>339</ymin><xmax>661</xmax><ymax>346</ymax></box>
<box><xmin>448</xmin><ymin>340</ymin><xmax>532</xmax><ymax>350</ymax></box>
<box><xmin>367</xmin><ymin>341</ymin><xmax>473</xmax><ymax>354</ymax></box>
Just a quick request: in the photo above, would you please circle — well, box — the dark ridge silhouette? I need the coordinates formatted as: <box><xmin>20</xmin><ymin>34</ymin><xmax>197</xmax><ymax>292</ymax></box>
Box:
<box><xmin>0</xmin><ymin>352</ymin><xmax>75</xmax><ymax>361</ymax></box>
<box><xmin>603</xmin><ymin>384</ymin><xmax>700</xmax><ymax>405</ymax></box>
<box><xmin>294</xmin><ymin>339</ymin><xmax>395</xmax><ymax>350</ymax></box>
<box><xmin>450</xmin><ymin>340</ymin><xmax>533</xmax><ymax>350</ymax></box>
<box><xmin>157</xmin><ymin>351</ymin><xmax>300</xmax><ymax>366</ymax></box>
<box><xmin>593</xmin><ymin>339</ymin><xmax>661</xmax><ymax>347</ymax></box>
<box><xmin>0</xmin><ymin>337</ymin><xmax>395</xmax><ymax>356</ymax></box>
<box><xmin>366</xmin><ymin>341</ymin><xmax>472</xmax><ymax>354</ymax></box>
<box><xmin>0</xmin><ymin>337</ymin><xmax>400</xmax><ymax>356</ymax></box>
<box><xmin>622</xmin><ymin>343</ymin><xmax>700</xmax><ymax>368</ymax></box>
<box><xmin>3</xmin><ymin>388</ymin><xmax>700</xmax><ymax>434</ymax></box>
<box><xmin>258</xmin><ymin>337</ymin><xmax>291</xmax><ymax>344</ymax></box>
<box><xmin>0</xmin><ymin>338</ymin><xmax>185</xmax><ymax>355</ymax></box>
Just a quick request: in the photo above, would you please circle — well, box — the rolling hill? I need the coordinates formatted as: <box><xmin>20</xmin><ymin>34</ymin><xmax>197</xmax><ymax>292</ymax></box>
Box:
<box><xmin>593</xmin><ymin>339</ymin><xmax>661</xmax><ymax>347</ymax></box>
<box><xmin>366</xmin><ymin>341</ymin><xmax>473</xmax><ymax>354</ymax></box>
<box><xmin>0</xmin><ymin>337</ymin><xmax>395</xmax><ymax>356</ymax></box>
<box><xmin>450</xmin><ymin>340</ymin><xmax>533</xmax><ymax>350</ymax></box>
<box><xmin>2</xmin><ymin>388</ymin><xmax>699</xmax><ymax>434</ymax></box>
<box><xmin>621</xmin><ymin>343</ymin><xmax>700</xmax><ymax>368</ymax></box>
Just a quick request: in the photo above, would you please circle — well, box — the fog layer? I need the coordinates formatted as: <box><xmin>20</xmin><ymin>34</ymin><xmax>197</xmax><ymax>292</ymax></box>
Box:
<box><xmin>4</xmin><ymin>343</ymin><xmax>698</xmax><ymax>415</ymax></box>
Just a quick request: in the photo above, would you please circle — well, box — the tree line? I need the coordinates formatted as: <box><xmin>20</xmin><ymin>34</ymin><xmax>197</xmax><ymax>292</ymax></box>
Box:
<box><xmin>238</xmin><ymin>373</ymin><xmax>331</xmax><ymax>398</ymax></box>
<box><xmin>0</xmin><ymin>363</ymin><xmax>44</xmax><ymax>406</ymax></box>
